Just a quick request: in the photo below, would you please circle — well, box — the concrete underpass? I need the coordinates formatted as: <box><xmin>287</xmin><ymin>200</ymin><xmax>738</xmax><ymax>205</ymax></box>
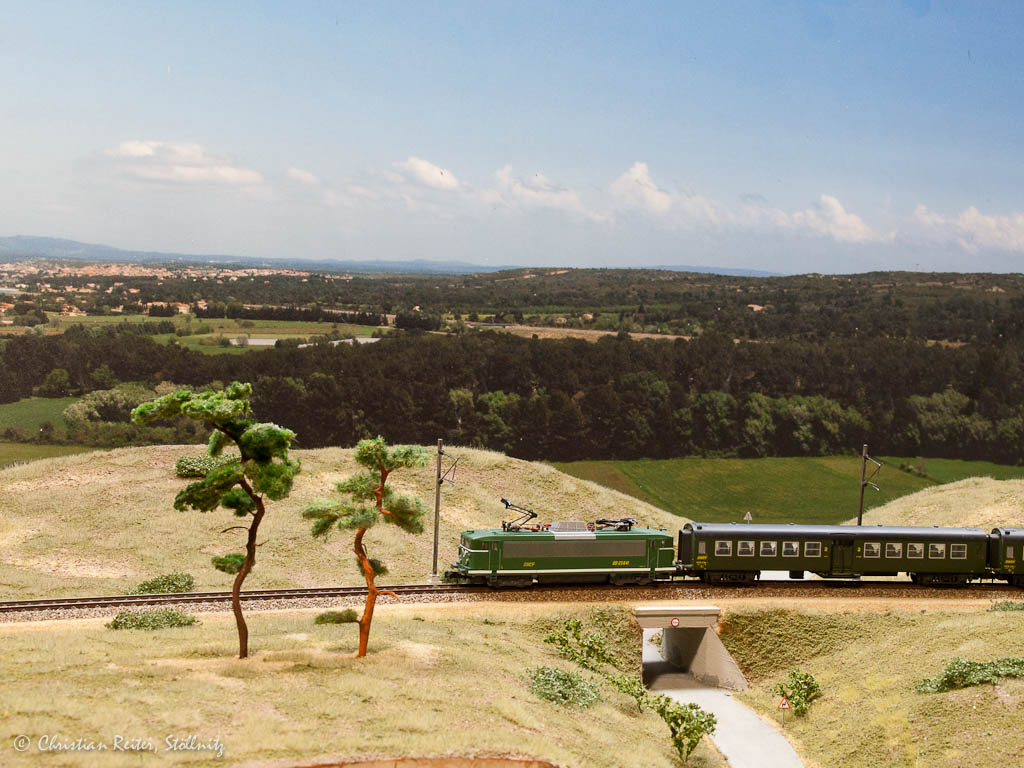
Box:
<box><xmin>633</xmin><ymin>606</ymin><xmax>804</xmax><ymax>768</ymax></box>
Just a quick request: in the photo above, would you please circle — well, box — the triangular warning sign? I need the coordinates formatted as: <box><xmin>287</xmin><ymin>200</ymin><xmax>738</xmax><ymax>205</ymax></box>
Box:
<box><xmin>778</xmin><ymin>697</ymin><xmax>791</xmax><ymax>710</ymax></box>
<box><xmin>743</xmin><ymin>511</ymin><xmax>753</xmax><ymax>523</ymax></box>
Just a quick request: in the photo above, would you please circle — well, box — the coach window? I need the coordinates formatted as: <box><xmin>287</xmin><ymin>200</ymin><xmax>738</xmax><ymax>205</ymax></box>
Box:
<box><xmin>907</xmin><ymin>543</ymin><xmax>924</xmax><ymax>559</ymax></box>
<box><xmin>885</xmin><ymin>542</ymin><xmax>902</xmax><ymax>559</ymax></box>
<box><xmin>738</xmin><ymin>541</ymin><xmax>755</xmax><ymax>557</ymax></box>
<box><xmin>863</xmin><ymin>542</ymin><xmax>881</xmax><ymax>558</ymax></box>
<box><xmin>782</xmin><ymin>541</ymin><xmax>799</xmax><ymax>557</ymax></box>
<box><xmin>950</xmin><ymin>543</ymin><xmax>968</xmax><ymax>559</ymax></box>
<box><xmin>929</xmin><ymin>543</ymin><xmax>946</xmax><ymax>559</ymax></box>
<box><xmin>715</xmin><ymin>540</ymin><xmax>733</xmax><ymax>557</ymax></box>
<box><xmin>760</xmin><ymin>541</ymin><xmax>777</xmax><ymax>557</ymax></box>
<box><xmin>804</xmin><ymin>541</ymin><xmax>822</xmax><ymax>557</ymax></box>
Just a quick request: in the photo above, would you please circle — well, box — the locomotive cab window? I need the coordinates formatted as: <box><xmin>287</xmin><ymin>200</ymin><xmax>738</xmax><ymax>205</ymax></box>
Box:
<box><xmin>782</xmin><ymin>541</ymin><xmax>799</xmax><ymax>557</ymax></box>
<box><xmin>715</xmin><ymin>540</ymin><xmax>733</xmax><ymax>557</ymax></box>
<box><xmin>885</xmin><ymin>542</ymin><xmax>902</xmax><ymax>559</ymax></box>
<box><xmin>737</xmin><ymin>541</ymin><xmax>755</xmax><ymax>557</ymax></box>
<box><xmin>907</xmin><ymin>543</ymin><xmax>924</xmax><ymax>559</ymax></box>
<box><xmin>698</xmin><ymin>541</ymin><xmax>706</xmax><ymax>555</ymax></box>
<box><xmin>928</xmin><ymin>543</ymin><xmax>946</xmax><ymax>559</ymax></box>
<box><xmin>804</xmin><ymin>541</ymin><xmax>822</xmax><ymax>557</ymax></box>
<box><xmin>863</xmin><ymin>542</ymin><xmax>881</xmax><ymax>558</ymax></box>
<box><xmin>950</xmin><ymin>543</ymin><xmax>968</xmax><ymax>559</ymax></box>
<box><xmin>760</xmin><ymin>541</ymin><xmax>777</xmax><ymax>557</ymax></box>
<box><xmin>1007</xmin><ymin>545</ymin><xmax>1014</xmax><ymax>559</ymax></box>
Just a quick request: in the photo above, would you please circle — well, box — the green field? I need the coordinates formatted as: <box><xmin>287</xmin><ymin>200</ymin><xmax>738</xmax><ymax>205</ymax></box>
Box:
<box><xmin>36</xmin><ymin>314</ymin><xmax>388</xmax><ymax>355</ymax></box>
<box><xmin>0</xmin><ymin>442</ymin><xmax>95</xmax><ymax>469</ymax></box>
<box><xmin>0</xmin><ymin>396</ymin><xmax>79</xmax><ymax>432</ymax></box>
<box><xmin>552</xmin><ymin>456</ymin><xmax>1024</xmax><ymax>525</ymax></box>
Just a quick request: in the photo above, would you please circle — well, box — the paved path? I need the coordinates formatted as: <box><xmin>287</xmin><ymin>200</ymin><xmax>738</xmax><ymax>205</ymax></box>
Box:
<box><xmin>642</xmin><ymin>630</ymin><xmax>805</xmax><ymax>768</ymax></box>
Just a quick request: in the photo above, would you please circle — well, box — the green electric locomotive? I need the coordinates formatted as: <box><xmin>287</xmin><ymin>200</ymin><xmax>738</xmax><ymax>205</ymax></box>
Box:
<box><xmin>447</xmin><ymin>499</ymin><xmax>676</xmax><ymax>587</ymax></box>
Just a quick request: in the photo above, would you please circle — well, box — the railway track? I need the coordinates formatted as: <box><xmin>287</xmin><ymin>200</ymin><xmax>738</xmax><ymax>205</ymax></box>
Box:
<box><xmin>0</xmin><ymin>584</ymin><xmax>481</xmax><ymax>613</ymax></box>
<box><xmin>1</xmin><ymin>578</ymin><xmax>1019</xmax><ymax>617</ymax></box>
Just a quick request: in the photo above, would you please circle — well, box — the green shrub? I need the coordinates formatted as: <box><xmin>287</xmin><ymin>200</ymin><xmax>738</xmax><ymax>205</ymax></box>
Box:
<box><xmin>106</xmin><ymin>609</ymin><xmax>199</xmax><ymax>630</ymax></box>
<box><xmin>608</xmin><ymin>672</ymin><xmax>650</xmax><ymax>713</ymax></box>
<box><xmin>212</xmin><ymin>553</ymin><xmax>246</xmax><ymax>574</ymax></box>
<box><xmin>128</xmin><ymin>573</ymin><xmax>195</xmax><ymax>595</ymax></box>
<box><xmin>990</xmin><ymin>600</ymin><xmax>1024</xmax><ymax>612</ymax></box>
<box><xmin>315</xmin><ymin>609</ymin><xmax>359</xmax><ymax>624</ymax></box>
<box><xmin>544</xmin><ymin>617</ymin><xmax>619</xmax><ymax>671</ymax></box>
<box><xmin>651</xmin><ymin>696</ymin><xmax>717</xmax><ymax>763</ymax></box>
<box><xmin>916</xmin><ymin>657</ymin><xmax>1024</xmax><ymax>693</ymax></box>
<box><xmin>772</xmin><ymin>669</ymin><xmax>821</xmax><ymax>716</ymax></box>
<box><xmin>175</xmin><ymin>453</ymin><xmax>239</xmax><ymax>478</ymax></box>
<box><xmin>527</xmin><ymin>666</ymin><xmax>600</xmax><ymax>708</ymax></box>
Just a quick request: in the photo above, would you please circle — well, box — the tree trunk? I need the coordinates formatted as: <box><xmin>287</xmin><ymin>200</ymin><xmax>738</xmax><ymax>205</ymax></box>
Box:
<box><xmin>353</xmin><ymin>526</ymin><xmax>377</xmax><ymax>657</ymax></box>
<box><xmin>234</xmin><ymin>479</ymin><xmax>266</xmax><ymax>659</ymax></box>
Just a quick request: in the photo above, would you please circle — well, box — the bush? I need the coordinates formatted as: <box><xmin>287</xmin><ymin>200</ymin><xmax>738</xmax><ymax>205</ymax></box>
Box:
<box><xmin>315</xmin><ymin>609</ymin><xmax>359</xmax><ymax>624</ymax></box>
<box><xmin>212</xmin><ymin>553</ymin><xmax>246</xmax><ymax>574</ymax></box>
<box><xmin>527</xmin><ymin>666</ymin><xmax>600</xmax><ymax>708</ymax></box>
<box><xmin>916</xmin><ymin>657</ymin><xmax>1024</xmax><ymax>693</ymax></box>
<box><xmin>990</xmin><ymin>600</ymin><xmax>1024</xmax><ymax>612</ymax></box>
<box><xmin>651</xmin><ymin>696</ymin><xmax>717</xmax><ymax>762</ymax></box>
<box><xmin>106</xmin><ymin>609</ymin><xmax>199</xmax><ymax>630</ymax></box>
<box><xmin>175</xmin><ymin>453</ymin><xmax>239</xmax><ymax>478</ymax></box>
<box><xmin>544</xmin><ymin>617</ymin><xmax>619</xmax><ymax>671</ymax></box>
<box><xmin>608</xmin><ymin>672</ymin><xmax>650</xmax><ymax>713</ymax></box>
<box><xmin>772</xmin><ymin>669</ymin><xmax>821</xmax><ymax>716</ymax></box>
<box><xmin>128</xmin><ymin>573</ymin><xmax>195</xmax><ymax>595</ymax></box>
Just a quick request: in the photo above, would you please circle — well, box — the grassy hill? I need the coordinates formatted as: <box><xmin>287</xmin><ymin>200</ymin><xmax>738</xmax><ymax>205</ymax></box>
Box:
<box><xmin>725</xmin><ymin>607</ymin><xmax>1024</xmax><ymax>768</ymax></box>
<box><xmin>849</xmin><ymin>476</ymin><xmax>1024</xmax><ymax>530</ymax></box>
<box><xmin>0</xmin><ymin>396</ymin><xmax>78</xmax><ymax>432</ymax></box>
<box><xmin>553</xmin><ymin>456</ymin><xmax>1024</xmax><ymax>525</ymax></box>
<box><xmin>0</xmin><ymin>445</ymin><xmax>679</xmax><ymax>599</ymax></box>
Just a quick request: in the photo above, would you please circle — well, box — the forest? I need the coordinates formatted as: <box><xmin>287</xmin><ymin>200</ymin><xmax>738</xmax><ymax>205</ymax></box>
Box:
<box><xmin>2</xmin><ymin>324</ymin><xmax>1022</xmax><ymax>464</ymax></box>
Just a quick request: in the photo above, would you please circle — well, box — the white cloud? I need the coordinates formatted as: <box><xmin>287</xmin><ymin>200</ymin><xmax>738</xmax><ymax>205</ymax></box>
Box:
<box><xmin>490</xmin><ymin>165</ymin><xmax>599</xmax><ymax>220</ymax></box>
<box><xmin>286</xmin><ymin>167</ymin><xmax>319</xmax><ymax>185</ymax></box>
<box><xmin>394</xmin><ymin>156</ymin><xmax>460</xmax><ymax>191</ymax></box>
<box><xmin>786</xmin><ymin>194</ymin><xmax>875</xmax><ymax>243</ymax></box>
<box><xmin>914</xmin><ymin>204</ymin><xmax>1024</xmax><ymax>252</ymax></box>
<box><xmin>609</xmin><ymin>162</ymin><xmax>673</xmax><ymax>214</ymax></box>
<box><xmin>105</xmin><ymin>140</ymin><xmax>264</xmax><ymax>186</ymax></box>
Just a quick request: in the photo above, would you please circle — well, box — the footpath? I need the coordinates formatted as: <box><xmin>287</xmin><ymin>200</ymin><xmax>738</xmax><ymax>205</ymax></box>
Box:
<box><xmin>642</xmin><ymin>629</ymin><xmax>805</xmax><ymax>768</ymax></box>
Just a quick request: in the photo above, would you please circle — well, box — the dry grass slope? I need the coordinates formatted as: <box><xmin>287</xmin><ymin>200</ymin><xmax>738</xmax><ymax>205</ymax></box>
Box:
<box><xmin>0</xmin><ymin>445</ymin><xmax>683</xmax><ymax>598</ymax></box>
<box><xmin>846</xmin><ymin>477</ymin><xmax>1024</xmax><ymax>530</ymax></box>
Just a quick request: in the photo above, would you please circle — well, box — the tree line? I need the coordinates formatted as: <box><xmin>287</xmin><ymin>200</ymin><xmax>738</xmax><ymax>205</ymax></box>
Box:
<box><xmin>2</xmin><ymin>325</ymin><xmax>1022</xmax><ymax>464</ymax></box>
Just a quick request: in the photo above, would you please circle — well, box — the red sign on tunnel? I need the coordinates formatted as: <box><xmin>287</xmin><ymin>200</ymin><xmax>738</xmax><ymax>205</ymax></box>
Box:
<box><xmin>670</xmin><ymin>617</ymin><xmax>679</xmax><ymax>627</ymax></box>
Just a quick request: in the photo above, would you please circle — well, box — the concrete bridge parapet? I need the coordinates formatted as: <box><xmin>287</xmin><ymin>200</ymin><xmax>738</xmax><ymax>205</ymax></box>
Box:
<box><xmin>633</xmin><ymin>605</ymin><xmax>748</xmax><ymax>691</ymax></box>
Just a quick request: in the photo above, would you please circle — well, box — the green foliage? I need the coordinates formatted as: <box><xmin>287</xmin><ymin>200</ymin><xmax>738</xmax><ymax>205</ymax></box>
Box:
<box><xmin>62</xmin><ymin>384</ymin><xmax>153</xmax><ymax>428</ymax></box>
<box><xmin>35</xmin><ymin>368</ymin><xmax>72</xmax><ymax>397</ymax></box>
<box><xmin>174</xmin><ymin>461</ymin><xmax>244</xmax><ymax>512</ymax></box>
<box><xmin>128</xmin><ymin>573</ymin><xmax>195</xmax><ymax>595</ymax></box>
<box><xmin>772</xmin><ymin>669</ymin><xmax>822</xmax><ymax>716</ymax></box>
<box><xmin>916</xmin><ymin>657</ymin><xmax>1024</xmax><ymax>693</ymax></box>
<box><xmin>106</xmin><ymin>609</ymin><xmax>199</xmax><ymax>630</ymax></box>
<box><xmin>356</xmin><ymin>557</ymin><xmax>389</xmax><ymax>577</ymax></box>
<box><xmin>212</xmin><ymin>553</ymin><xmax>247</xmax><ymax>574</ymax></box>
<box><xmin>303</xmin><ymin>437</ymin><xmax>428</xmax><ymax>537</ymax></box>
<box><xmin>315</xmin><ymin>609</ymin><xmax>359</xmax><ymax>624</ymax></box>
<box><xmin>608</xmin><ymin>673</ymin><xmax>650</xmax><ymax>713</ymax></box>
<box><xmin>990</xmin><ymin>600</ymin><xmax>1024</xmax><ymax>612</ymax></box>
<box><xmin>544</xmin><ymin>617</ymin><xmax>619</xmax><ymax>672</ymax></box>
<box><xmin>175</xmin><ymin>453</ymin><xmax>239</xmax><ymax>478</ymax></box>
<box><xmin>651</xmin><ymin>696</ymin><xmax>717</xmax><ymax>763</ymax></box>
<box><xmin>527</xmin><ymin>666</ymin><xmax>601</xmax><ymax>708</ymax></box>
<box><xmin>245</xmin><ymin>455</ymin><xmax>300</xmax><ymax>500</ymax></box>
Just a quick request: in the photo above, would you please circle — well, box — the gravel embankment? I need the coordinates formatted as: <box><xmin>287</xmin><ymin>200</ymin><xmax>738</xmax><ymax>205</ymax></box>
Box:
<box><xmin>3</xmin><ymin>580</ymin><xmax>1016</xmax><ymax>623</ymax></box>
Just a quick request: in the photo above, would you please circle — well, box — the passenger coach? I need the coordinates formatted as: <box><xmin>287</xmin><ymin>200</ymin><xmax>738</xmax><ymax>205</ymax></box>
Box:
<box><xmin>677</xmin><ymin>522</ymin><xmax>993</xmax><ymax>585</ymax></box>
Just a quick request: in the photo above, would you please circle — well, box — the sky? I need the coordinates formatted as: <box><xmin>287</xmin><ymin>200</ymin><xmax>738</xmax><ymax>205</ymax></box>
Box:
<box><xmin>2</xmin><ymin>1</ymin><xmax>1023</xmax><ymax>274</ymax></box>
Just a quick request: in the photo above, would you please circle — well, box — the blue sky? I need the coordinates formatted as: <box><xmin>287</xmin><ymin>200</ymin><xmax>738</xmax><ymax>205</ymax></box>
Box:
<box><xmin>2</xmin><ymin>1</ymin><xmax>1022</xmax><ymax>273</ymax></box>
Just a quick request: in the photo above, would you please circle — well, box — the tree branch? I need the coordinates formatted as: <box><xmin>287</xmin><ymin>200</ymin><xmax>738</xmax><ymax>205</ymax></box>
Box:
<box><xmin>221</xmin><ymin>525</ymin><xmax>250</xmax><ymax>534</ymax></box>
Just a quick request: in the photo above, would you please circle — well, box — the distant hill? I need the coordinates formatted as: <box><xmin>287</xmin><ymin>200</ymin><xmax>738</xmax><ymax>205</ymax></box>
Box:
<box><xmin>1</xmin><ymin>235</ymin><xmax>779</xmax><ymax>276</ymax></box>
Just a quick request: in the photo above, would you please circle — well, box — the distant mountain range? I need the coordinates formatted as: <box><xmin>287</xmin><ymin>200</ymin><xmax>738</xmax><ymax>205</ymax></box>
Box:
<box><xmin>0</xmin><ymin>235</ymin><xmax>779</xmax><ymax>277</ymax></box>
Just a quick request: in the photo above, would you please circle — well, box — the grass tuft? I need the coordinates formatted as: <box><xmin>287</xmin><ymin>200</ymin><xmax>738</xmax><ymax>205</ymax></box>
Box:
<box><xmin>314</xmin><ymin>609</ymin><xmax>359</xmax><ymax>624</ymax></box>
<box><xmin>106</xmin><ymin>608</ymin><xmax>199</xmax><ymax>630</ymax></box>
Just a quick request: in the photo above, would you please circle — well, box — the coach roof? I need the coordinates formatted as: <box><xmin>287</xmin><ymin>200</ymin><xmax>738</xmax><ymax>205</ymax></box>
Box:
<box><xmin>685</xmin><ymin>522</ymin><xmax>990</xmax><ymax>541</ymax></box>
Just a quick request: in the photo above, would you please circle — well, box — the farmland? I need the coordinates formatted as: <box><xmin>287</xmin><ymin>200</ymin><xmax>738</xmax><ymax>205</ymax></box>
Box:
<box><xmin>552</xmin><ymin>456</ymin><xmax>1024</xmax><ymax>525</ymax></box>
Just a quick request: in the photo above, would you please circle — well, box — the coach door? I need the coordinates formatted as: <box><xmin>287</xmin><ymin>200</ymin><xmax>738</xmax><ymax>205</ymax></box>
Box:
<box><xmin>831</xmin><ymin>536</ymin><xmax>855</xmax><ymax>575</ymax></box>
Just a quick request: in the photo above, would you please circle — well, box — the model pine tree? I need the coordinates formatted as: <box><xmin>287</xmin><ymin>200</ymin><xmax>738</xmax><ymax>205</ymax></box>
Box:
<box><xmin>303</xmin><ymin>436</ymin><xmax>427</xmax><ymax>656</ymax></box>
<box><xmin>131</xmin><ymin>382</ymin><xmax>299</xmax><ymax>659</ymax></box>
